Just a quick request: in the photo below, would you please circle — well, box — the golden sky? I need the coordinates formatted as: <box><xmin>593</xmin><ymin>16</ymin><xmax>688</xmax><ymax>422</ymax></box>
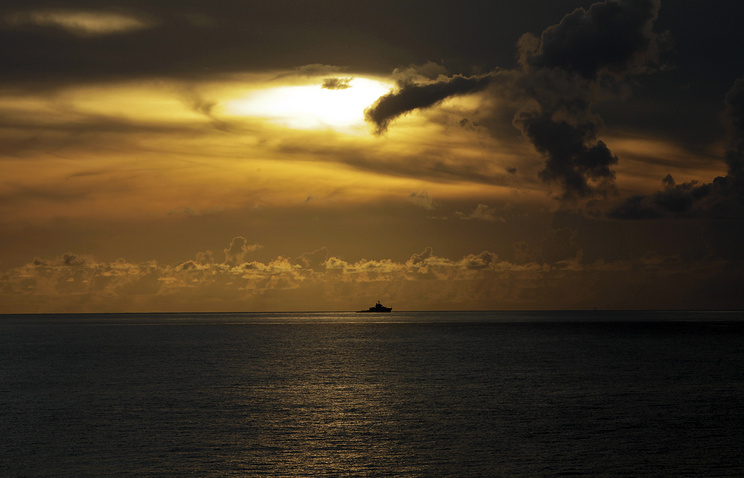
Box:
<box><xmin>2</xmin><ymin>0</ymin><xmax>744</xmax><ymax>312</ymax></box>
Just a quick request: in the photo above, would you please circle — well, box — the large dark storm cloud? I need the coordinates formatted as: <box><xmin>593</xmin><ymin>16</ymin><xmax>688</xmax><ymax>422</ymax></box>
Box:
<box><xmin>514</xmin><ymin>0</ymin><xmax>662</xmax><ymax>198</ymax></box>
<box><xmin>521</xmin><ymin>0</ymin><xmax>661</xmax><ymax>79</ymax></box>
<box><xmin>365</xmin><ymin>0</ymin><xmax>664</xmax><ymax>199</ymax></box>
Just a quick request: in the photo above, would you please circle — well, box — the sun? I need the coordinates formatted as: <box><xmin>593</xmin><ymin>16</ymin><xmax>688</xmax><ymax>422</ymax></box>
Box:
<box><xmin>225</xmin><ymin>77</ymin><xmax>391</xmax><ymax>132</ymax></box>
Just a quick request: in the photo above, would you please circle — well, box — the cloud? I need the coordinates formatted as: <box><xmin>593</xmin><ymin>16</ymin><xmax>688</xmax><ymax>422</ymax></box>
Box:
<box><xmin>456</xmin><ymin>204</ymin><xmax>503</xmax><ymax>223</ymax></box>
<box><xmin>223</xmin><ymin>236</ymin><xmax>263</xmax><ymax>265</ymax></box>
<box><xmin>513</xmin><ymin>0</ymin><xmax>662</xmax><ymax>200</ymax></box>
<box><xmin>322</xmin><ymin>77</ymin><xmax>353</xmax><ymax>90</ymax></box>
<box><xmin>365</xmin><ymin>0</ymin><xmax>664</xmax><ymax>200</ymax></box>
<box><xmin>179</xmin><ymin>87</ymin><xmax>232</xmax><ymax>131</ymax></box>
<box><xmin>294</xmin><ymin>247</ymin><xmax>329</xmax><ymax>272</ymax></box>
<box><xmin>723</xmin><ymin>76</ymin><xmax>744</xmax><ymax>177</ymax></box>
<box><xmin>4</xmin><ymin>9</ymin><xmax>154</xmax><ymax>36</ymax></box>
<box><xmin>610</xmin><ymin>75</ymin><xmax>744</xmax><ymax>219</ymax></box>
<box><xmin>2</xmin><ymin>240</ymin><xmax>743</xmax><ymax>312</ymax></box>
<box><xmin>408</xmin><ymin>191</ymin><xmax>436</xmax><ymax>210</ymax></box>
<box><xmin>514</xmin><ymin>111</ymin><xmax>619</xmax><ymax>199</ymax></box>
<box><xmin>364</xmin><ymin>73</ymin><xmax>494</xmax><ymax>133</ymax></box>
<box><xmin>273</xmin><ymin>64</ymin><xmax>349</xmax><ymax>81</ymax></box>
<box><xmin>519</xmin><ymin>0</ymin><xmax>662</xmax><ymax>79</ymax></box>
<box><xmin>408</xmin><ymin>247</ymin><xmax>434</xmax><ymax>266</ymax></box>
<box><xmin>458</xmin><ymin>251</ymin><xmax>498</xmax><ymax>270</ymax></box>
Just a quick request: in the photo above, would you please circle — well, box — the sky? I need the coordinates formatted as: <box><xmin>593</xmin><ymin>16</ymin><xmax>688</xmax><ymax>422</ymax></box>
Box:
<box><xmin>2</xmin><ymin>0</ymin><xmax>744</xmax><ymax>313</ymax></box>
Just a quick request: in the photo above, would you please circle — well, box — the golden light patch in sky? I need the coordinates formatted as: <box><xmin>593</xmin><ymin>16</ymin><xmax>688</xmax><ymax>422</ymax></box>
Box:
<box><xmin>0</xmin><ymin>82</ymin><xmax>214</xmax><ymax>128</ymax></box>
<box><xmin>61</xmin><ymin>84</ymin><xmax>209</xmax><ymax>124</ymax></box>
<box><xmin>0</xmin><ymin>139</ymin><xmax>522</xmax><ymax>229</ymax></box>
<box><xmin>0</xmin><ymin>71</ymin><xmax>534</xmax><ymax>234</ymax></box>
<box><xmin>225</xmin><ymin>78</ymin><xmax>392</xmax><ymax>132</ymax></box>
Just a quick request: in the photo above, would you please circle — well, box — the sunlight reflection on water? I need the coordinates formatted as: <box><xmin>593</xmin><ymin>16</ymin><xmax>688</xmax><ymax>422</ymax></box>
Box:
<box><xmin>2</xmin><ymin>311</ymin><xmax>744</xmax><ymax>476</ymax></box>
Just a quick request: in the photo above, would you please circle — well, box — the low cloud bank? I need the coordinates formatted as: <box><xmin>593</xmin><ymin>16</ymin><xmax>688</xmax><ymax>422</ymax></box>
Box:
<box><xmin>2</xmin><ymin>233</ymin><xmax>740</xmax><ymax>313</ymax></box>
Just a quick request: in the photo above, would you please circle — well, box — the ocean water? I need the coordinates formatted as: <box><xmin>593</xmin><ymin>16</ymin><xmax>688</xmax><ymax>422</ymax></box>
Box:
<box><xmin>2</xmin><ymin>310</ymin><xmax>744</xmax><ymax>477</ymax></box>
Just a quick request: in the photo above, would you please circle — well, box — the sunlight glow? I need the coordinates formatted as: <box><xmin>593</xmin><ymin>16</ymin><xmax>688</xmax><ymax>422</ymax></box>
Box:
<box><xmin>225</xmin><ymin>78</ymin><xmax>391</xmax><ymax>131</ymax></box>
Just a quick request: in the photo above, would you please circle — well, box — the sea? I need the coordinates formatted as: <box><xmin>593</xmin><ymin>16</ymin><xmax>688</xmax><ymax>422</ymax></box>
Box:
<box><xmin>2</xmin><ymin>310</ymin><xmax>744</xmax><ymax>477</ymax></box>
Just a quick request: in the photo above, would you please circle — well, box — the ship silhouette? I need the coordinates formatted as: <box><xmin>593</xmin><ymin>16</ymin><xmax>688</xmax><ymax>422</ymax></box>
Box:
<box><xmin>357</xmin><ymin>301</ymin><xmax>392</xmax><ymax>313</ymax></box>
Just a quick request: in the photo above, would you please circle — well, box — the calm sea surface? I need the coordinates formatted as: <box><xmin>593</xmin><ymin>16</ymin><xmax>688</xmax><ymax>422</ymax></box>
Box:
<box><xmin>2</xmin><ymin>310</ymin><xmax>744</xmax><ymax>477</ymax></box>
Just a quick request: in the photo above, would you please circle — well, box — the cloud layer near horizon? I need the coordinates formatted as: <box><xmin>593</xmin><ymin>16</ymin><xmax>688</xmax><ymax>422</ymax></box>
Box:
<box><xmin>3</xmin><ymin>236</ymin><xmax>740</xmax><ymax>313</ymax></box>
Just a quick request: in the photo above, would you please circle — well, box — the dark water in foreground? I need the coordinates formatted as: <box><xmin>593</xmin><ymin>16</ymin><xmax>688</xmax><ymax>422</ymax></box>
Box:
<box><xmin>2</xmin><ymin>310</ymin><xmax>744</xmax><ymax>477</ymax></box>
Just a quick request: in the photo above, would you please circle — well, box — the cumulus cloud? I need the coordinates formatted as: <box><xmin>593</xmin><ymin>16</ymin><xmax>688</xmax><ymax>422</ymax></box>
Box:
<box><xmin>519</xmin><ymin>0</ymin><xmax>662</xmax><ymax>79</ymax></box>
<box><xmin>2</xmin><ymin>244</ymin><xmax>498</xmax><ymax>311</ymax></box>
<box><xmin>294</xmin><ymin>247</ymin><xmax>329</xmax><ymax>271</ymax></box>
<box><xmin>223</xmin><ymin>236</ymin><xmax>263</xmax><ymax>265</ymax></box>
<box><xmin>408</xmin><ymin>247</ymin><xmax>434</xmax><ymax>266</ymax></box>
<box><xmin>513</xmin><ymin>0</ymin><xmax>662</xmax><ymax>200</ymax></box>
<box><xmin>2</xmin><ymin>240</ymin><xmax>742</xmax><ymax>312</ymax></box>
<box><xmin>458</xmin><ymin>251</ymin><xmax>499</xmax><ymax>270</ymax></box>
<box><xmin>365</xmin><ymin>0</ymin><xmax>664</xmax><ymax>200</ymax></box>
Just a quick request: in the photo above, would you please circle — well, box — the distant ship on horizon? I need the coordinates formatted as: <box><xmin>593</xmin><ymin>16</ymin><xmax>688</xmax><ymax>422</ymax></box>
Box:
<box><xmin>357</xmin><ymin>301</ymin><xmax>392</xmax><ymax>313</ymax></box>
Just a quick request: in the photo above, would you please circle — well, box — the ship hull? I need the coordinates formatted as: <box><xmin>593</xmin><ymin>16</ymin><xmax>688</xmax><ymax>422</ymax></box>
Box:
<box><xmin>357</xmin><ymin>302</ymin><xmax>393</xmax><ymax>313</ymax></box>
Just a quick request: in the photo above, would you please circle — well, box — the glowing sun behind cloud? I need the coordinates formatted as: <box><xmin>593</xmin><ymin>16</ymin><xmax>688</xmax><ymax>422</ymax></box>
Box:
<box><xmin>225</xmin><ymin>77</ymin><xmax>391</xmax><ymax>131</ymax></box>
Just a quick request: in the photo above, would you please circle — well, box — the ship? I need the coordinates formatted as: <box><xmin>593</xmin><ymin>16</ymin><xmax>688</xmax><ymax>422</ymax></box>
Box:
<box><xmin>357</xmin><ymin>301</ymin><xmax>392</xmax><ymax>313</ymax></box>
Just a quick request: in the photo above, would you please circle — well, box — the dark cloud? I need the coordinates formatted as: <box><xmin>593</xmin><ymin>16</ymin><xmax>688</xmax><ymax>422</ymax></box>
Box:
<box><xmin>610</xmin><ymin>75</ymin><xmax>744</xmax><ymax>219</ymax></box>
<box><xmin>272</xmin><ymin>64</ymin><xmax>349</xmax><ymax>81</ymax></box>
<box><xmin>3</xmin><ymin>8</ymin><xmax>156</xmax><ymax>37</ymax></box>
<box><xmin>365</xmin><ymin>0</ymin><xmax>663</xmax><ymax>199</ymax></box>
<box><xmin>520</xmin><ymin>0</ymin><xmax>662</xmax><ymax>79</ymax></box>
<box><xmin>1</xmin><ymin>1</ymin><xmax>595</xmax><ymax>89</ymax></box>
<box><xmin>724</xmin><ymin>76</ymin><xmax>744</xmax><ymax>176</ymax></box>
<box><xmin>364</xmin><ymin>73</ymin><xmax>494</xmax><ymax>133</ymax></box>
<box><xmin>60</xmin><ymin>252</ymin><xmax>90</xmax><ymax>267</ymax></box>
<box><xmin>513</xmin><ymin>0</ymin><xmax>662</xmax><ymax>199</ymax></box>
<box><xmin>460</xmin><ymin>251</ymin><xmax>498</xmax><ymax>270</ymax></box>
<box><xmin>515</xmin><ymin>112</ymin><xmax>618</xmax><ymax>198</ymax></box>
<box><xmin>322</xmin><ymin>77</ymin><xmax>352</xmax><ymax>90</ymax></box>
<box><xmin>0</xmin><ymin>4</ymin><xmax>372</xmax><ymax>88</ymax></box>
